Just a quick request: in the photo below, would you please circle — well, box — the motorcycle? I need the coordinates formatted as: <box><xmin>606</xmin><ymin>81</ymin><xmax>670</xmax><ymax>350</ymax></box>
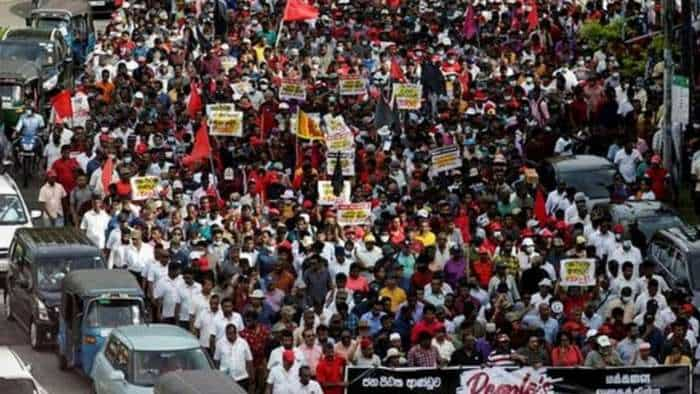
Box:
<box><xmin>16</xmin><ymin>134</ymin><xmax>39</xmax><ymax>188</ymax></box>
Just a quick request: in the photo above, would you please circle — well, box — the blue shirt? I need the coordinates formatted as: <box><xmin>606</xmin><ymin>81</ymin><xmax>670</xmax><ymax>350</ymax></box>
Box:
<box><xmin>359</xmin><ymin>311</ymin><xmax>386</xmax><ymax>336</ymax></box>
<box><xmin>522</xmin><ymin>315</ymin><xmax>559</xmax><ymax>344</ymax></box>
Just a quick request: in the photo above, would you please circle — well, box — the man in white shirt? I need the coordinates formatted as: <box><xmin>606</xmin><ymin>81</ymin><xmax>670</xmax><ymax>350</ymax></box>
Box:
<box><xmin>614</xmin><ymin>141</ymin><xmax>642</xmax><ymax>183</ymax></box>
<box><xmin>213</xmin><ymin>298</ymin><xmax>244</xmax><ymax>342</ymax></box>
<box><xmin>564</xmin><ymin>192</ymin><xmax>589</xmax><ymax>226</ymax></box>
<box><xmin>545</xmin><ymin>181</ymin><xmax>567</xmax><ymax>215</ymax></box>
<box><xmin>268</xmin><ymin>330</ymin><xmax>307</xmax><ymax>370</ymax></box>
<box><xmin>634</xmin><ymin>279</ymin><xmax>668</xmax><ymax>316</ymax></box>
<box><xmin>38</xmin><ymin>170</ymin><xmax>67</xmax><ymax>227</ymax></box>
<box><xmin>291</xmin><ymin>366</ymin><xmax>323</xmax><ymax>394</ymax></box>
<box><xmin>177</xmin><ymin>268</ymin><xmax>202</xmax><ymax>330</ymax></box>
<box><xmin>108</xmin><ymin>226</ymin><xmax>131</xmax><ymax>270</ymax></box>
<box><xmin>611</xmin><ymin>262</ymin><xmax>641</xmax><ymax>297</ymax></box>
<box><xmin>267</xmin><ymin>350</ymin><xmax>301</xmax><ymax>394</ymax></box>
<box><xmin>609</xmin><ymin>241</ymin><xmax>642</xmax><ymax>278</ymax></box>
<box><xmin>194</xmin><ymin>294</ymin><xmax>221</xmax><ymax>351</ymax></box>
<box><xmin>125</xmin><ymin>229</ymin><xmax>155</xmax><ymax>283</ymax></box>
<box><xmin>554</xmin><ymin>131</ymin><xmax>574</xmax><ymax>156</ymax></box>
<box><xmin>214</xmin><ymin>324</ymin><xmax>253</xmax><ymax>390</ymax></box>
<box><xmin>588</xmin><ymin>222</ymin><xmax>617</xmax><ymax>260</ymax></box>
<box><xmin>153</xmin><ymin>263</ymin><xmax>182</xmax><ymax>324</ymax></box>
<box><xmin>80</xmin><ymin>196</ymin><xmax>111</xmax><ymax>250</ymax></box>
<box><xmin>147</xmin><ymin>249</ymin><xmax>171</xmax><ymax>299</ymax></box>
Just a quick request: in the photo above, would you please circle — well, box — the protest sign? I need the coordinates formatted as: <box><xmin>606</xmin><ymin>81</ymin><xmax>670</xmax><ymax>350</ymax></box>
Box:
<box><xmin>339</xmin><ymin>76</ymin><xmax>366</xmax><ymax>95</ymax></box>
<box><xmin>431</xmin><ymin>145</ymin><xmax>461</xmax><ymax>173</ymax></box>
<box><xmin>70</xmin><ymin>93</ymin><xmax>90</xmax><ymax>128</ymax></box>
<box><xmin>317</xmin><ymin>180</ymin><xmax>351</xmax><ymax>205</ymax></box>
<box><xmin>279</xmin><ymin>79</ymin><xmax>306</xmax><ymax>101</ymax></box>
<box><xmin>392</xmin><ymin>83</ymin><xmax>422</xmax><ymax>110</ymax></box>
<box><xmin>130</xmin><ymin>176</ymin><xmax>160</xmax><ymax>200</ymax></box>
<box><xmin>326</xmin><ymin>151</ymin><xmax>355</xmax><ymax>176</ymax></box>
<box><xmin>326</xmin><ymin>131</ymin><xmax>354</xmax><ymax>152</ymax></box>
<box><xmin>323</xmin><ymin>114</ymin><xmax>351</xmax><ymax>136</ymax></box>
<box><xmin>337</xmin><ymin>203</ymin><xmax>371</xmax><ymax>226</ymax></box>
<box><xmin>559</xmin><ymin>258</ymin><xmax>596</xmax><ymax>286</ymax></box>
<box><xmin>206</xmin><ymin>104</ymin><xmax>243</xmax><ymax>137</ymax></box>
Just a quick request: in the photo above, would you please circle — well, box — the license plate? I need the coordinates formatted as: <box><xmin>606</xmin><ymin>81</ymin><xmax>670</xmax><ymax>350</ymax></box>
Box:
<box><xmin>89</xmin><ymin>1</ymin><xmax>105</xmax><ymax>5</ymax></box>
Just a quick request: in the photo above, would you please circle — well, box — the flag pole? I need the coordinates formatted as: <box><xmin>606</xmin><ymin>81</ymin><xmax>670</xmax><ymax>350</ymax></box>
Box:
<box><xmin>275</xmin><ymin>17</ymin><xmax>284</xmax><ymax>50</ymax></box>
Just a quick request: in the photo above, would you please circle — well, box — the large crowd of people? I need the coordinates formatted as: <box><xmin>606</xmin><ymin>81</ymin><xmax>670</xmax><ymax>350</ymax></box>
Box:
<box><xmin>20</xmin><ymin>0</ymin><xmax>700</xmax><ymax>392</ymax></box>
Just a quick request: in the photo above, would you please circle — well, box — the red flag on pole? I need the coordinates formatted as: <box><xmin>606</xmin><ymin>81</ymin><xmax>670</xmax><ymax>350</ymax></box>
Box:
<box><xmin>51</xmin><ymin>89</ymin><xmax>73</xmax><ymax>123</ymax></box>
<box><xmin>462</xmin><ymin>5</ymin><xmax>477</xmax><ymax>40</ymax></box>
<box><xmin>534</xmin><ymin>188</ymin><xmax>548</xmax><ymax>225</ymax></box>
<box><xmin>390</xmin><ymin>58</ymin><xmax>405</xmax><ymax>82</ymax></box>
<box><xmin>182</xmin><ymin>121</ymin><xmax>212</xmax><ymax>167</ymax></box>
<box><xmin>283</xmin><ymin>0</ymin><xmax>319</xmax><ymax>22</ymax></box>
<box><xmin>101</xmin><ymin>157</ymin><xmax>113</xmax><ymax>196</ymax></box>
<box><xmin>187</xmin><ymin>83</ymin><xmax>202</xmax><ymax>118</ymax></box>
<box><xmin>527</xmin><ymin>0</ymin><xmax>539</xmax><ymax>31</ymax></box>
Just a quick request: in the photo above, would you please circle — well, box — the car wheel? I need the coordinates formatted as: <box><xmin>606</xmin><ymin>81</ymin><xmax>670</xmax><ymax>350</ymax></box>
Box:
<box><xmin>5</xmin><ymin>292</ymin><xmax>13</xmax><ymax>321</ymax></box>
<box><xmin>30</xmin><ymin>320</ymin><xmax>39</xmax><ymax>349</ymax></box>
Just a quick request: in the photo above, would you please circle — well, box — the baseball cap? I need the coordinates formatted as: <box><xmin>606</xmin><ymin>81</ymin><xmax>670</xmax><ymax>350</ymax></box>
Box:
<box><xmin>597</xmin><ymin>335</ymin><xmax>611</xmax><ymax>347</ymax></box>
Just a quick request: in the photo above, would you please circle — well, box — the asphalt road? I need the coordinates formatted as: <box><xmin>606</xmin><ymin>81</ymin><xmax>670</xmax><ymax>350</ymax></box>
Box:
<box><xmin>0</xmin><ymin>1</ymin><xmax>103</xmax><ymax>392</ymax></box>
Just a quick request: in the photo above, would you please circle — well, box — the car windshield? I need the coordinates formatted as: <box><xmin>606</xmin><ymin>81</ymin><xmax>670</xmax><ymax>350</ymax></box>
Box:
<box><xmin>0</xmin><ymin>42</ymin><xmax>53</xmax><ymax>66</ymax></box>
<box><xmin>559</xmin><ymin>168</ymin><xmax>616</xmax><ymax>199</ymax></box>
<box><xmin>0</xmin><ymin>194</ymin><xmax>28</xmax><ymax>225</ymax></box>
<box><xmin>0</xmin><ymin>378</ymin><xmax>36</xmax><ymax>394</ymax></box>
<box><xmin>688</xmin><ymin>254</ymin><xmax>700</xmax><ymax>290</ymax></box>
<box><xmin>37</xmin><ymin>257</ymin><xmax>103</xmax><ymax>291</ymax></box>
<box><xmin>34</xmin><ymin>18</ymin><xmax>69</xmax><ymax>34</ymax></box>
<box><xmin>86</xmin><ymin>299</ymin><xmax>142</xmax><ymax>328</ymax></box>
<box><xmin>0</xmin><ymin>84</ymin><xmax>22</xmax><ymax>105</ymax></box>
<box><xmin>637</xmin><ymin>215</ymin><xmax>685</xmax><ymax>239</ymax></box>
<box><xmin>132</xmin><ymin>348</ymin><xmax>211</xmax><ymax>387</ymax></box>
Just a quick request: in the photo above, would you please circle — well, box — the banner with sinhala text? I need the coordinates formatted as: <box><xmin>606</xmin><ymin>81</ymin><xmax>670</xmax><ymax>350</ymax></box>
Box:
<box><xmin>345</xmin><ymin>366</ymin><xmax>691</xmax><ymax>394</ymax></box>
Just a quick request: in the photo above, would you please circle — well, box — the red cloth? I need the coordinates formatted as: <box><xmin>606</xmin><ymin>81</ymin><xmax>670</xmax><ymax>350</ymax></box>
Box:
<box><xmin>528</xmin><ymin>0</ymin><xmax>539</xmax><ymax>31</ymax></box>
<box><xmin>645</xmin><ymin>167</ymin><xmax>668</xmax><ymax>200</ymax></box>
<box><xmin>115</xmin><ymin>179</ymin><xmax>131</xmax><ymax>198</ymax></box>
<box><xmin>470</xmin><ymin>258</ymin><xmax>493</xmax><ymax>289</ymax></box>
<box><xmin>182</xmin><ymin>122</ymin><xmax>211</xmax><ymax>167</ymax></box>
<box><xmin>390</xmin><ymin>58</ymin><xmax>405</xmax><ymax>82</ymax></box>
<box><xmin>51</xmin><ymin>157</ymin><xmax>80</xmax><ymax>193</ymax></box>
<box><xmin>462</xmin><ymin>5</ymin><xmax>477</xmax><ymax>39</ymax></box>
<box><xmin>534</xmin><ymin>188</ymin><xmax>548</xmax><ymax>225</ymax></box>
<box><xmin>101</xmin><ymin>157</ymin><xmax>114</xmax><ymax>195</ymax></box>
<box><xmin>51</xmin><ymin>89</ymin><xmax>73</xmax><ymax>123</ymax></box>
<box><xmin>187</xmin><ymin>83</ymin><xmax>202</xmax><ymax>118</ymax></box>
<box><xmin>282</xmin><ymin>0</ymin><xmax>319</xmax><ymax>21</ymax></box>
<box><xmin>315</xmin><ymin>355</ymin><xmax>346</xmax><ymax>394</ymax></box>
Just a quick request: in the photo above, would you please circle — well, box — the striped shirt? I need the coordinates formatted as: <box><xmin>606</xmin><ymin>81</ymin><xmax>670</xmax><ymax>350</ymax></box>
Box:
<box><xmin>487</xmin><ymin>349</ymin><xmax>517</xmax><ymax>367</ymax></box>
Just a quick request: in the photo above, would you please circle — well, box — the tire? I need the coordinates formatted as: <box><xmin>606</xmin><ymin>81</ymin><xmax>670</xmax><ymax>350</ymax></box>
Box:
<box><xmin>5</xmin><ymin>292</ymin><xmax>13</xmax><ymax>321</ymax></box>
<box><xmin>30</xmin><ymin>320</ymin><xmax>40</xmax><ymax>350</ymax></box>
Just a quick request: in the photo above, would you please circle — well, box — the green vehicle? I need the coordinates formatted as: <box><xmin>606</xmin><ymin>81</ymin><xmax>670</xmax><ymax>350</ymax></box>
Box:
<box><xmin>0</xmin><ymin>61</ymin><xmax>42</xmax><ymax>132</ymax></box>
<box><xmin>57</xmin><ymin>270</ymin><xmax>145</xmax><ymax>376</ymax></box>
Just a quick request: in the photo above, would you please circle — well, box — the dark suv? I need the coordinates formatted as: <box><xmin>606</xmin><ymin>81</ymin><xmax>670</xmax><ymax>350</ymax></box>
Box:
<box><xmin>6</xmin><ymin>228</ymin><xmax>105</xmax><ymax>349</ymax></box>
<box><xmin>647</xmin><ymin>226</ymin><xmax>700</xmax><ymax>307</ymax></box>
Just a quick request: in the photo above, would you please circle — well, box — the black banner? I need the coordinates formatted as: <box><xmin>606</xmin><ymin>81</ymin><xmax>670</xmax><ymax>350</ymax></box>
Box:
<box><xmin>345</xmin><ymin>366</ymin><xmax>692</xmax><ymax>394</ymax></box>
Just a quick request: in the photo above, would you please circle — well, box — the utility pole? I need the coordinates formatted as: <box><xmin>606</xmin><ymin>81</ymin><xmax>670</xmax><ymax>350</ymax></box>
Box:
<box><xmin>682</xmin><ymin>0</ymin><xmax>695</xmax><ymax>180</ymax></box>
<box><xmin>663</xmin><ymin>0</ymin><xmax>674</xmax><ymax>180</ymax></box>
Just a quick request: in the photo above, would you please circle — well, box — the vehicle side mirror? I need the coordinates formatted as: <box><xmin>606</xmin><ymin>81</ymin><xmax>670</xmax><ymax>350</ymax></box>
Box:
<box><xmin>31</xmin><ymin>210</ymin><xmax>42</xmax><ymax>220</ymax></box>
<box><xmin>109</xmin><ymin>370</ymin><xmax>125</xmax><ymax>381</ymax></box>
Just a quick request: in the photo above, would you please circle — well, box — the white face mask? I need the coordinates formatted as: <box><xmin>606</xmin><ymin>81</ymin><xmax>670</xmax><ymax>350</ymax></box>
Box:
<box><xmin>380</xmin><ymin>235</ymin><xmax>389</xmax><ymax>243</ymax></box>
<box><xmin>525</xmin><ymin>246</ymin><xmax>535</xmax><ymax>254</ymax></box>
<box><xmin>615</xmin><ymin>234</ymin><xmax>622</xmax><ymax>241</ymax></box>
<box><xmin>621</xmin><ymin>296</ymin><xmax>631</xmax><ymax>304</ymax></box>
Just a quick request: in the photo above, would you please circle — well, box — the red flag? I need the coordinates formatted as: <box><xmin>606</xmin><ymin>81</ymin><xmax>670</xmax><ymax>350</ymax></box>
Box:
<box><xmin>51</xmin><ymin>89</ymin><xmax>73</xmax><ymax>123</ymax></box>
<box><xmin>534</xmin><ymin>188</ymin><xmax>548</xmax><ymax>225</ymax></box>
<box><xmin>390</xmin><ymin>58</ymin><xmax>405</xmax><ymax>82</ymax></box>
<box><xmin>182</xmin><ymin>121</ymin><xmax>211</xmax><ymax>167</ymax></box>
<box><xmin>462</xmin><ymin>5</ymin><xmax>477</xmax><ymax>40</ymax></box>
<box><xmin>101</xmin><ymin>157</ymin><xmax>113</xmax><ymax>196</ymax></box>
<box><xmin>387</xmin><ymin>0</ymin><xmax>400</xmax><ymax>8</ymax></box>
<box><xmin>187</xmin><ymin>83</ymin><xmax>202</xmax><ymax>118</ymax></box>
<box><xmin>528</xmin><ymin>0</ymin><xmax>539</xmax><ymax>31</ymax></box>
<box><xmin>283</xmin><ymin>0</ymin><xmax>319</xmax><ymax>22</ymax></box>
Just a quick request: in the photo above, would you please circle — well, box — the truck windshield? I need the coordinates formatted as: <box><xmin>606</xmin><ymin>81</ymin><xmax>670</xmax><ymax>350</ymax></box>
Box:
<box><xmin>86</xmin><ymin>299</ymin><xmax>141</xmax><ymax>328</ymax></box>
<box><xmin>37</xmin><ymin>257</ymin><xmax>104</xmax><ymax>291</ymax></box>
<box><xmin>0</xmin><ymin>42</ymin><xmax>53</xmax><ymax>66</ymax></box>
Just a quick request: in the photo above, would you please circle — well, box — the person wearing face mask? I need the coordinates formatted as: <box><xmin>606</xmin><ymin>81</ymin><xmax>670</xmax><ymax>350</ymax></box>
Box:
<box><xmin>517</xmin><ymin>237</ymin><xmax>539</xmax><ymax>271</ymax></box>
<box><xmin>603</xmin><ymin>286</ymin><xmax>636</xmax><ymax>325</ymax></box>
<box><xmin>616</xmin><ymin>323</ymin><xmax>644</xmax><ymax>365</ymax></box>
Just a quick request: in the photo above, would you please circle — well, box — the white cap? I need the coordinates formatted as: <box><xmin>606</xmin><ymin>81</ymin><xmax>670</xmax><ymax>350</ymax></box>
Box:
<box><xmin>538</xmin><ymin>278</ymin><xmax>552</xmax><ymax>287</ymax></box>
<box><xmin>522</xmin><ymin>237</ymin><xmax>535</xmax><ymax>246</ymax></box>
<box><xmin>384</xmin><ymin>348</ymin><xmax>401</xmax><ymax>361</ymax></box>
<box><xmin>597</xmin><ymin>335</ymin><xmax>611</xmax><ymax>347</ymax></box>
<box><xmin>389</xmin><ymin>333</ymin><xmax>401</xmax><ymax>341</ymax></box>
<box><xmin>417</xmin><ymin>209</ymin><xmax>429</xmax><ymax>218</ymax></box>
<box><xmin>301</xmin><ymin>236</ymin><xmax>313</xmax><ymax>248</ymax></box>
<box><xmin>249</xmin><ymin>289</ymin><xmax>265</xmax><ymax>298</ymax></box>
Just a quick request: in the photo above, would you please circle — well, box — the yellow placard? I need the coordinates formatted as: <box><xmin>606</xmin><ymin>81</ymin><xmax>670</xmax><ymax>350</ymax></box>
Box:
<box><xmin>560</xmin><ymin>258</ymin><xmax>596</xmax><ymax>287</ymax></box>
<box><xmin>337</xmin><ymin>202</ymin><xmax>372</xmax><ymax>226</ymax></box>
<box><xmin>130</xmin><ymin>176</ymin><xmax>160</xmax><ymax>200</ymax></box>
<box><xmin>392</xmin><ymin>83</ymin><xmax>422</xmax><ymax>110</ymax></box>
<box><xmin>339</xmin><ymin>76</ymin><xmax>366</xmax><ymax>96</ymax></box>
<box><xmin>279</xmin><ymin>79</ymin><xmax>306</xmax><ymax>101</ymax></box>
<box><xmin>206</xmin><ymin>103</ymin><xmax>243</xmax><ymax>137</ymax></box>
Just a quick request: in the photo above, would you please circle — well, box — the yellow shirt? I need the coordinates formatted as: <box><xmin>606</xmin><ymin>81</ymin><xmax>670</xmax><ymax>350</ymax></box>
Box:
<box><xmin>379</xmin><ymin>286</ymin><xmax>407</xmax><ymax>312</ymax></box>
<box><xmin>415</xmin><ymin>231</ymin><xmax>436</xmax><ymax>247</ymax></box>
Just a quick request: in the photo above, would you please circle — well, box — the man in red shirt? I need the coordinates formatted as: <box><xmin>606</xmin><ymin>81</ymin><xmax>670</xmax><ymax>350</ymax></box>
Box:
<box><xmin>410</xmin><ymin>305</ymin><xmax>443</xmax><ymax>344</ymax></box>
<box><xmin>644</xmin><ymin>155</ymin><xmax>670</xmax><ymax>200</ymax></box>
<box><xmin>315</xmin><ymin>342</ymin><xmax>346</xmax><ymax>394</ymax></box>
<box><xmin>51</xmin><ymin>145</ymin><xmax>80</xmax><ymax>194</ymax></box>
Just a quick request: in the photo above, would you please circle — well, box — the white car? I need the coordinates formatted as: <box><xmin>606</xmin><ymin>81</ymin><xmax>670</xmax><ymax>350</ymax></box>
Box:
<box><xmin>0</xmin><ymin>346</ymin><xmax>47</xmax><ymax>394</ymax></box>
<box><xmin>0</xmin><ymin>174</ymin><xmax>41</xmax><ymax>286</ymax></box>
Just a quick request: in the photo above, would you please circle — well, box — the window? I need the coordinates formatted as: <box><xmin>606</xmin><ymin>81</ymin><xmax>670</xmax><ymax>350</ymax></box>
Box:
<box><xmin>668</xmin><ymin>248</ymin><xmax>687</xmax><ymax>281</ymax></box>
<box><xmin>649</xmin><ymin>239</ymin><xmax>673</xmax><ymax>268</ymax></box>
